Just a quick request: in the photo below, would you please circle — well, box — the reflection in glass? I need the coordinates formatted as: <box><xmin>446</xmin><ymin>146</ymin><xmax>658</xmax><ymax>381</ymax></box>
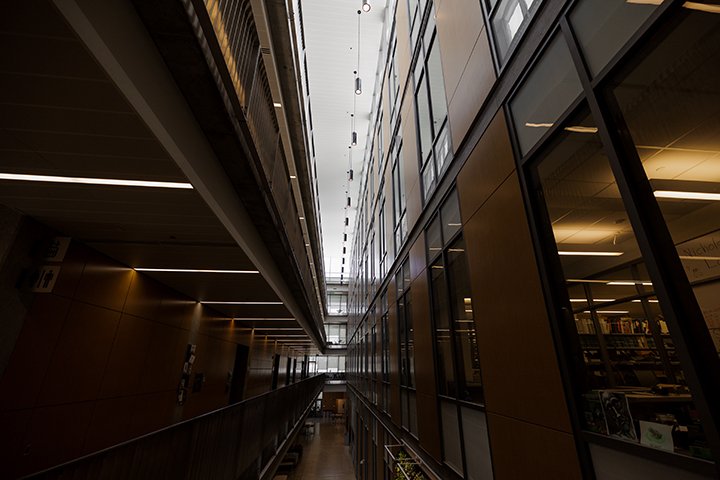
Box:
<box><xmin>570</xmin><ymin>0</ymin><xmax>662</xmax><ymax>76</ymax></box>
<box><xmin>492</xmin><ymin>0</ymin><xmax>543</xmax><ymax>61</ymax></box>
<box><xmin>510</xmin><ymin>33</ymin><xmax>583</xmax><ymax>155</ymax></box>
<box><xmin>447</xmin><ymin>237</ymin><xmax>483</xmax><ymax>403</ymax></box>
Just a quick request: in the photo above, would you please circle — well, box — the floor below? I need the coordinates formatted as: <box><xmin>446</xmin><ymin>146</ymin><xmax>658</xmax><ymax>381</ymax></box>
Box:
<box><xmin>280</xmin><ymin>417</ymin><xmax>355</xmax><ymax>480</ymax></box>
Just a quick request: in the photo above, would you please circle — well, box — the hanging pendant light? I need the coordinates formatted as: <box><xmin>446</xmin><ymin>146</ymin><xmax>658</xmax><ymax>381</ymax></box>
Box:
<box><xmin>362</xmin><ymin>0</ymin><xmax>371</xmax><ymax>12</ymax></box>
<box><xmin>351</xmin><ymin>131</ymin><xmax>358</xmax><ymax>146</ymax></box>
<box><xmin>355</xmin><ymin>77</ymin><xmax>362</xmax><ymax>95</ymax></box>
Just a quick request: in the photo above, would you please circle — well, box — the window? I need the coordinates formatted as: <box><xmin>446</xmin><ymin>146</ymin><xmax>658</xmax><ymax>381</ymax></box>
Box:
<box><xmin>490</xmin><ymin>0</ymin><xmax>544</xmax><ymax>62</ymax></box>
<box><xmin>381</xmin><ymin>290</ymin><xmax>390</xmax><ymax>412</ymax></box>
<box><xmin>396</xmin><ymin>258</ymin><xmax>418</xmax><ymax>435</ymax></box>
<box><xmin>570</xmin><ymin>0</ymin><xmax>662</xmax><ymax>77</ymax></box>
<box><xmin>533</xmin><ymin>107</ymin><xmax>710</xmax><ymax>460</ymax></box>
<box><xmin>413</xmin><ymin>10</ymin><xmax>452</xmax><ymax>200</ymax></box>
<box><xmin>509</xmin><ymin>32</ymin><xmax>583</xmax><ymax>155</ymax></box>
<box><xmin>392</xmin><ymin>138</ymin><xmax>408</xmax><ymax>251</ymax></box>
<box><xmin>427</xmin><ymin>191</ymin><xmax>492</xmax><ymax>479</ymax></box>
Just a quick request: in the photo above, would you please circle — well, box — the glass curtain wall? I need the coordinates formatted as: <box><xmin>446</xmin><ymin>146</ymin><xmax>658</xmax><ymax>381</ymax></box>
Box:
<box><xmin>508</xmin><ymin>0</ymin><xmax>720</xmax><ymax>470</ymax></box>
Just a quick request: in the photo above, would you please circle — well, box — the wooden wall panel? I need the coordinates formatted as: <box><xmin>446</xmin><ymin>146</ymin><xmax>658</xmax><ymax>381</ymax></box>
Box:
<box><xmin>456</xmin><ymin>110</ymin><xmax>515</xmax><ymax>224</ymax></box>
<box><xmin>0</xmin><ymin>233</ymin><xmax>284</xmax><ymax>477</ymax></box>
<box><xmin>447</xmin><ymin>28</ymin><xmax>495</xmax><ymax>149</ymax></box>
<box><xmin>487</xmin><ymin>413</ymin><xmax>582</xmax><ymax>480</ymax></box>
<box><xmin>464</xmin><ymin>173</ymin><xmax>572</xmax><ymax>432</ymax></box>
<box><xmin>436</xmin><ymin>0</ymin><xmax>485</xmax><ymax>104</ymax></box>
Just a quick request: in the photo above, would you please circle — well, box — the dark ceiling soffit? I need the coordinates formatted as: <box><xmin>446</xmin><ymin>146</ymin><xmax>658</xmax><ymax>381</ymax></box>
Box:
<box><xmin>129</xmin><ymin>0</ymin><xmax>325</xmax><ymax>346</ymax></box>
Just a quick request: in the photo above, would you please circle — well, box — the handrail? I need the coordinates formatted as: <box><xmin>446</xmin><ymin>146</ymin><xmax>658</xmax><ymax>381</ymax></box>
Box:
<box><xmin>24</xmin><ymin>375</ymin><xmax>325</xmax><ymax>480</ymax></box>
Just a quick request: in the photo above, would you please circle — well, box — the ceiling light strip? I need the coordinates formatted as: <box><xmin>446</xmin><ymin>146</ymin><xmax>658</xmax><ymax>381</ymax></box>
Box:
<box><xmin>0</xmin><ymin>173</ymin><xmax>193</xmax><ymax>189</ymax></box>
<box><xmin>135</xmin><ymin>268</ymin><xmax>259</xmax><ymax>274</ymax></box>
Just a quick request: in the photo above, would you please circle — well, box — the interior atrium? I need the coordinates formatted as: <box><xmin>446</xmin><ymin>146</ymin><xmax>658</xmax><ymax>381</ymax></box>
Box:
<box><xmin>1</xmin><ymin>1</ymin><xmax>720</xmax><ymax>479</ymax></box>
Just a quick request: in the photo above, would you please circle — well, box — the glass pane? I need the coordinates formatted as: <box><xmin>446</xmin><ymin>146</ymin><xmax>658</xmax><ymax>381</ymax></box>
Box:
<box><xmin>447</xmin><ymin>237</ymin><xmax>483</xmax><ymax>403</ymax></box>
<box><xmin>510</xmin><ymin>34</ymin><xmax>583</xmax><ymax>155</ymax></box>
<box><xmin>570</xmin><ymin>0</ymin><xmax>661</xmax><ymax>76</ymax></box>
<box><xmin>422</xmin><ymin>161</ymin><xmax>436</xmax><ymax>199</ymax></box>
<box><xmin>613</xmin><ymin>9</ymin><xmax>720</xmax><ymax>360</ymax></box>
<box><xmin>416</xmin><ymin>75</ymin><xmax>434</xmax><ymax>162</ymax></box>
<box><xmin>427</xmin><ymin>37</ymin><xmax>447</xmax><ymax>134</ymax></box>
<box><xmin>431</xmin><ymin>257</ymin><xmax>456</xmax><ymax>397</ymax></box>
<box><xmin>491</xmin><ymin>0</ymin><xmax>543</xmax><ymax>61</ymax></box>
<box><xmin>426</xmin><ymin>214</ymin><xmax>443</xmax><ymax>259</ymax></box>
<box><xmin>406</xmin><ymin>295</ymin><xmax>415</xmax><ymax>388</ymax></box>
<box><xmin>441</xmin><ymin>190</ymin><xmax>462</xmax><ymax>242</ymax></box>
<box><xmin>440</xmin><ymin>400</ymin><xmax>463</xmax><ymax>473</ymax></box>
<box><xmin>434</xmin><ymin>123</ymin><xmax>452</xmax><ymax>173</ymax></box>
<box><xmin>536</xmin><ymin>108</ymin><xmax>706</xmax><ymax>458</ymax></box>
<box><xmin>460</xmin><ymin>407</ymin><xmax>493</xmax><ymax>480</ymax></box>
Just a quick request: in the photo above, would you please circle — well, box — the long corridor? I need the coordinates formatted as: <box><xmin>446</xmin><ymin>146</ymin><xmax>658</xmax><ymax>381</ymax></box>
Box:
<box><xmin>285</xmin><ymin>418</ymin><xmax>355</xmax><ymax>480</ymax></box>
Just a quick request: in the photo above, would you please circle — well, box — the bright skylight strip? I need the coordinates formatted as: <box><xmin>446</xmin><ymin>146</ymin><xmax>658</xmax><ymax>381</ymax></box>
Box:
<box><xmin>135</xmin><ymin>268</ymin><xmax>259</xmax><ymax>274</ymax></box>
<box><xmin>0</xmin><ymin>173</ymin><xmax>193</xmax><ymax>189</ymax></box>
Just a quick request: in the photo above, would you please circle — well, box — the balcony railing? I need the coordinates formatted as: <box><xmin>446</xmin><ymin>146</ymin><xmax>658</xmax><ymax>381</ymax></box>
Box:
<box><xmin>26</xmin><ymin>375</ymin><xmax>325</xmax><ymax>480</ymax></box>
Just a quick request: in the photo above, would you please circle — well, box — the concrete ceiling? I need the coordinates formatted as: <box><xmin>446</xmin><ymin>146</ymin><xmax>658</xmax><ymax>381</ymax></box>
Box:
<box><xmin>302</xmin><ymin>0</ymin><xmax>388</xmax><ymax>279</ymax></box>
<box><xmin>0</xmin><ymin>0</ymin><xmax>318</xmax><ymax>354</ymax></box>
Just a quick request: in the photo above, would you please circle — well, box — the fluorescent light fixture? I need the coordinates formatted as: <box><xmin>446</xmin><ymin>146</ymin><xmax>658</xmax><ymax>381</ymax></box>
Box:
<box><xmin>679</xmin><ymin>255</ymin><xmax>720</xmax><ymax>261</ymax></box>
<box><xmin>683</xmin><ymin>1</ymin><xmax>720</xmax><ymax>13</ymax></box>
<box><xmin>607</xmin><ymin>281</ymin><xmax>653</xmax><ymax>286</ymax></box>
<box><xmin>558</xmin><ymin>251</ymin><xmax>624</xmax><ymax>257</ymax></box>
<box><xmin>570</xmin><ymin>298</ymin><xmax>616</xmax><ymax>302</ymax></box>
<box><xmin>234</xmin><ymin>318</ymin><xmax>295</xmax><ymax>321</ymax></box>
<box><xmin>135</xmin><ymin>268</ymin><xmax>258</xmax><ymax>274</ymax></box>
<box><xmin>564</xmin><ymin>126</ymin><xmax>599</xmax><ymax>134</ymax></box>
<box><xmin>0</xmin><ymin>172</ymin><xmax>193</xmax><ymax>189</ymax></box>
<box><xmin>448</xmin><ymin>248</ymin><xmax>465</xmax><ymax>252</ymax></box>
<box><xmin>654</xmin><ymin>190</ymin><xmax>720</xmax><ymax>201</ymax></box>
<box><xmin>584</xmin><ymin>310</ymin><xmax>630</xmax><ymax>314</ymax></box>
<box><xmin>626</xmin><ymin>0</ymin><xmax>663</xmax><ymax>5</ymax></box>
<box><xmin>262</xmin><ymin>334</ymin><xmax>307</xmax><ymax>337</ymax></box>
<box><xmin>525</xmin><ymin>122</ymin><xmax>553</xmax><ymax>128</ymax></box>
<box><xmin>273</xmin><ymin>102</ymin><xmax>282</xmax><ymax>108</ymax></box>
<box><xmin>290</xmin><ymin>175</ymin><xmax>297</xmax><ymax>179</ymax></box>
<box><xmin>632</xmin><ymin>299</ymin><xmax>659</xmax><ymax>303</ymax></box>
<box><xmin>252</xmin><ymin>328</ymin><xmax>303</xmax><ymax>331</ymax></box>
<box><xmin>202</xmin><ymin>301</ymin><xmax>283</xmax><ymax>305</ymax></box>
<box><xmin>299</xmin><ymin>216</ymin><xmax>305</xmax><ymax>220</ymax></box>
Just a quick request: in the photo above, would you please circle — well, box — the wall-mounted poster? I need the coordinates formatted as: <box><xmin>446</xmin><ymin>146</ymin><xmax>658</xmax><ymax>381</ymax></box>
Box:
<box><xmin>582</xmin><ymin>391</ymin><xmax>608</xmax><ymax>435</ymax></box>
<box><xmin>639</xmin><ymin>420</ymin><xmax>674</xmax><ymax>452</ymax></box>
<box><xmin>599</xmin><ymin>390</ymin><xmax>637</xmax><ymax>441</ymax></box>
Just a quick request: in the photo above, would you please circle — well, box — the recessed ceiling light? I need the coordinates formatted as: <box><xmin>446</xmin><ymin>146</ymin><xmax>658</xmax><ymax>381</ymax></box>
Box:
<box><xmin>0</xmin><ymin>173</ymin><xmax>193</xmax><ymax>189</ymax></box>
<box><xmin>679</xmin><ymin>255</ymin><xmax>720</xmax><ymax>261</ymax></box>
<box><xmin>583</xmin><ymin>310</ymin><xmax>630</xmax><ymax>314</ymax></box>
<box><xmin>683</xmin><ymin>1</ymin><xmax>720</xmax><ymax>13</ymax></box>
<box><xmin>202</xmin><ymin>301</ymin><xmax>283</xmax><ymax>305</ymax></box>
<box><xmin>564</xmin><ymin>126</ymin><xmax>599</xmax><ymax>134</ymax></box>
<box><xmin>570</xmin><ymin>298</ymin><xmax>616</xmax><ymax>302</ymax></box>
<box><xmin>135</xmin><ymin>268</ymin><xmax>258</xmax><ymax>274</ymax></box>
<box><xmin>558</xmin><ymin>251</ymin><xmax>624</xmax><ymax>256</ymax></box>
<box><xmin>654</xmin><ymin>190</ymin><xmax>720</xmax><ymax>201</ymax></box>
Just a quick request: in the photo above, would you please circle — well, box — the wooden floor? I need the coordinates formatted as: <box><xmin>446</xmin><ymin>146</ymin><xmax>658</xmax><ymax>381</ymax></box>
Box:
<box><xmin>285</xmin><ymin>418</ymin><xmax>355</xmax><ymax>480</ymax></box>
